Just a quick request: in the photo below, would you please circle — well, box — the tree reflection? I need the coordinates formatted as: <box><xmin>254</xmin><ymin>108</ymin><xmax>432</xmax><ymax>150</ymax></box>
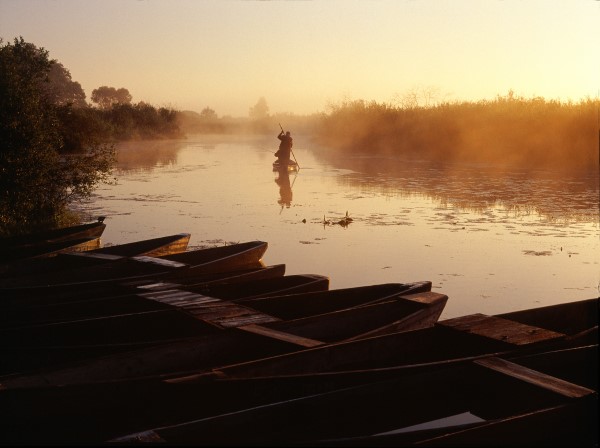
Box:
<box><xmin>115</xmin><ymin>140</ymin><xmax>187</xmax><ymax>172</ymax></box>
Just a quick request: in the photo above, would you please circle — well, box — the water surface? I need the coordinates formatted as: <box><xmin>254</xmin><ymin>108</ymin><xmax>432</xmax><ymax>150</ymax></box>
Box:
<box><xmin>78</xmin><ymin>135</ymin><xmax>599</xmax><ymax>319</ymax></box>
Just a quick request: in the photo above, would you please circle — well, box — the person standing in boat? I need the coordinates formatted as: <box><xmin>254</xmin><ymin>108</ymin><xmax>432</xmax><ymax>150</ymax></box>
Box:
<box><xmin>275</xmin><ymin>130</ymin><xmax>293</xmax><ymax>165</ymax></box>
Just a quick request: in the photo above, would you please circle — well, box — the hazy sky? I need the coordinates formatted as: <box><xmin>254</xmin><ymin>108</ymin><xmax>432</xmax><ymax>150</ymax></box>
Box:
<box><xmin>1</xmin><ymin>0</ymin><xmax>598</xmax><ymax>117</ymax></box>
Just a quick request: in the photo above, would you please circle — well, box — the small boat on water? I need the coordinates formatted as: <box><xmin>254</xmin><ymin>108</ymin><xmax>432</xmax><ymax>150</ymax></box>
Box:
<box><xmin>0</xmin><ymin>273</ymin><xmax>329</xmax><ymax>329</ymax></box>
<box><xmin>0</xmin><ymin>218</ymin><xmax>106</xmax><ymax>250</ymax></box>
<box><xmin>0</xmin><ymin>218</ymin><xmax>106</xmax><ymax>264</ymax></box>
<box><xmin>1</xmin><ymin>341</ymin><xmax>595</xmax><ymax>445</ymax></box>
<box><xmin>0</xmin><ymin>233</ymin><xmax>191</xmax><ymax>278</ymax></box>
<box><xmin>0</xmin><ymin>282</ymin><xmax>442</xmax><ymax>384</ymax></box>
<box><xmin>200</xmin><ymin>273</ymin><xmax>330</xmax><ymax>300</ymax></box>
<box><xmin>1</xmin><ymin>263</ymin><xmax>288</xmax><ymax>308</ymax></box>
<box><xmin>111</xmin><ymin>343</ymin><xmax>597</xmax><ymax>446</ymax></box>
<box><xmin>79</xmin><ymin>233</ymin><xmax>191</xmax><ymax>258</ymax></box>
<box><xmin>0</xmin><ymin>240</ymin><xmax>269</xmax><ymax>300</ymax></box>
<box><xmin>184</xmin><ymin>297</ymin><xmax>597</xmax><ymax>382</ymax></box>
<box><xmin>272</xmin><ymin>159</ymin><xmax>299</xmax><ymax>172</ymax></box>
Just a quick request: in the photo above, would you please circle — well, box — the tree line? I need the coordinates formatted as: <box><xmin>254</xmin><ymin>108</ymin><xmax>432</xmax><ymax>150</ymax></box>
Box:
<box><xmin>178</xmin><ymin>97</ymin><xmax>322</xmax><ymax>136</ymax></box>
<box><xmin>0</xmin><ymin>37</ymin><xmax>181</xmax><ymax>235</ymax></box>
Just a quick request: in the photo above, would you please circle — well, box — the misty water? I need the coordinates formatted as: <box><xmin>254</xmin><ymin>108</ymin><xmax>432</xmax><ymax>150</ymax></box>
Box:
<box><xmin>77</xmin><ymin>135</ymin><xmax>599</xmax><ymax>320</ymax></box>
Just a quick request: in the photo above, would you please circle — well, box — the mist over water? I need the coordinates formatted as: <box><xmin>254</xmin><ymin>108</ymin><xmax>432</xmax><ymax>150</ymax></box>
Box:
<box><xmin>78</xmin><ymin>136</ymin><xmax>599</xmax><ymax>319</ymax></box>
<box><xmin>316</xmin><ymin>97</ymin><xmax>599</xmax><ymax>174</ymax></box>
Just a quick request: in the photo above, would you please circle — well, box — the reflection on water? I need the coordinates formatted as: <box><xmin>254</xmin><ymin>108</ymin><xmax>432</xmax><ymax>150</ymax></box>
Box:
<box><xmin>115</xmin><ymin>140</ymin><xmax>189</xmax><ymax>172</ymax></box>
<box><xmin>315</xmin><ymin>152</ymin><xmax>599</xmax><ymax>225</ymax></box>
<box><xmin>81</xmin><ymin>137</ymin><xmax>599</xmax><ymax>319</ymax></box>
<box><xmin>375</xmin><ymin>411</ymin><xmax>485</xmax><ymax>436</ymax></box>
<box><xmin>275</xmin><ymin>169</ymin><xmax>294</xmax><ymax>209</ymax></box>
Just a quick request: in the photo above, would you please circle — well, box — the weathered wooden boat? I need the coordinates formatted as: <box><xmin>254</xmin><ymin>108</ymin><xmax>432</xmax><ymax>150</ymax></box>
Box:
<box><xmin>200</xmin><ymin>273</ymin><xmax>330</xmax><ymax>300</ymax></box>
<box><xmin>0</xmin><ymin>283</ymin><xmax>442</xmax><ymax>383</ymax></box>
<box><xmin>0</xmin><ymin>233</ymin><xmax>191</xmax><ymax>278</ymax></box>
<box><xmin>0</xmin><ymin>218</ymin><xmax>106</xmax><ymax>264</ymax></box>
<box><xmin>0</xmin><ymin>218</ymin><xmax>106</xmax><ymax>250</ymax></box>
<box><xmin>170</xmin><ymin>297</ymin><xmax>598</xmax><ymax>382</ymax></box>
<box><xmin>0</xmin><ymin>236</ymin><xmax>102</xmax><ymax>268</ymax></box>
<box><xmin>89</xmin><ymin>233</ymin><xmax>190</xmax><ymax>258</ymax></box>
<box><xmin>0</xmin><ymin>343</ymin><xmax>595</xmax><ymax>445</ymax></box>
<box><xmin>0</xmin><ymin>273</ymin><xmax>329</xmax><ymax>329</ymax></box>
<box><xmin>0</xmin><ymin>240</ymin><xmax>269</xmax><ymax>300</ymax></box>
<box><xmin>110</xmin><ymin>344</ymin><xmax>597</xmax><ymax>446</ymax></box>
<box><xmin>1</xmin><ymin>263</ymin><xmax>287</xmax><ymax>308</ymax></box>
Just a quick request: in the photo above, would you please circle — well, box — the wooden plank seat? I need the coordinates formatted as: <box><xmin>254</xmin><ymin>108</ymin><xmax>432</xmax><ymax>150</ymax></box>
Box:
<box><xmin>439</xmin><ymin>313</ymin><xmax>566</xmax><ymax>345</ymax></box>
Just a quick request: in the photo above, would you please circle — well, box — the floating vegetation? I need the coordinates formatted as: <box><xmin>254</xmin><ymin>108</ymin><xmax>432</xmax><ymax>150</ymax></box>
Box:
<box><xmin>523</xmin><ymin>250</ymin><xmax>553</xmax><ymax>256</ymax></box>
<box><xmin>322</xmin><ymin>211</ymin><xmax>354</xmax><ymax>227</ymax></box>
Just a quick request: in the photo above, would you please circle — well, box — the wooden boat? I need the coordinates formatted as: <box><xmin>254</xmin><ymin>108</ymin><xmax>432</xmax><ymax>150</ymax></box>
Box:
<box><xmin>200</xmin><ymin>273</ymin><xmax>329</xmax><ymax>300</ymax></box>
<box><xmin>89</xmin><ymin>233</ymin><xmax>190</xmax><ymax>258</ymax></box>
<box><xmin>0</xmin><ymin>240</ymin><xmax>269</xmax><ymax>299</ymax></box>
<box><xmin>272</xmin><ymin>159</ymin><xmax>299</xmax><ymax>172</ymax></box>
<box><xmin>1</xmin><ymin>298</ymin><xmax>592</xmax><ymax>445</ymax></box>
<box><xmin>0</xmin><ymin>283</ymin><xmax>443</xmax><ymax>384</ymax></box>
<box><xmin>1</xmin><ymin>343</ymin><xmax>595</xmax><ymax>445</ymax></box>
<box><xmin>0</xmin><ymin>236</ymin><xmax>102</xmax><ymax>267</ymax></box>
<box><xmin>170</xmin><ymin>297</ymin><xmax>598</xmax><ymax>382</ymax></box>
<box><xmin>0</xmin><ymin>233</ymin><xmax>191</xmax><ymax>278</ymax></box>
<box><xmin>0</xmin><ymin>273</ymin><xmax>329</xmax><ymax>329</ymax></box>
<box><xmin>0</xmin><ymin>218</ymin><xmax>106</xmax><ymax>250</ymax></box>
<box><xmin>0</xmin><ymin>218</ymin><xmax>106</xmax><ymax>264</ymax></box>
<box><xmin>1</xmin><ymin>263</ymin><xmax>287</xmax><ymax>309</ymax></box>
<box><xmin>109</xmin><ymin>344</ymin><xmax>597</xmax><ymax>446</ymax></box>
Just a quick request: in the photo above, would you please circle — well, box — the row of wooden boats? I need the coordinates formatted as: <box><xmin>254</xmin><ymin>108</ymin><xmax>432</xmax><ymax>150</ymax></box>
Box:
<box><xmin>1</xmin><ymin>298</ymin><xmax>596</xmax><ymax>445</ymax></box>
<box><xmin>0</xmin><ymin>282</ymin><xmax>442</xmax><ymax>379</ymax></box>
<box><xmin>0</xmin><ymin>217</ymin><xmax>107</xmax><ymax>266</ymax></box>
<box><xmin>0</xmin><ymin>221</ymin><xmax>597</xmax><ymax>445</ymax></box>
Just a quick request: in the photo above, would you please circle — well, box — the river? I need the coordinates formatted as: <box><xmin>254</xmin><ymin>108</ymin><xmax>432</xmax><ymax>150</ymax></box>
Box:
<box><xmin>77</xmin><ymin>134</ymin><xmax>600</xmax><ymax>319</ymax></box>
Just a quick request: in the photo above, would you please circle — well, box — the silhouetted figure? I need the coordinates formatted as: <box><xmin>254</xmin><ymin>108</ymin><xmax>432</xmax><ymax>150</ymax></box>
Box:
<box><xmin>275</xmin><ymin>130</ymin><xmax>293</xmax><ymax>165</ymax></box>
<box><xmin>275</xmin><ymin>170</ymin><xmax>292</xmax><ymax>208</ymax></box>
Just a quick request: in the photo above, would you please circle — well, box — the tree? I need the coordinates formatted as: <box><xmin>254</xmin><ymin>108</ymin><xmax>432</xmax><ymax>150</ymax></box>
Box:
<box><xmin>91</xmin><ymin>86</ymin><xmax>132</xmax><ymax>109</ymax></box>
<box><xmin>0</xmin><ymin>37</ymin><xmax>115</xmax><ymax>235</ymax></box>
<box><xmin>200</xmin><ymin>107</ymin><xmax>217</xmax><ymax>120</ymax></box>
<box><xmin>249</xmin><ymin>97</ymin><xmax>269</xmax><ymax>120</ymax></box>
<box><xmin>44</xmin><ymin>61</ymin><xmax>87</xmax><ymax>107</ymax></box>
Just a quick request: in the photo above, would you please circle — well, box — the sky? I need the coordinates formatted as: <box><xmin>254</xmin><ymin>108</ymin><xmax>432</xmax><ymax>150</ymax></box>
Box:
<box><xmin>1</xmin><ymin>0</ymin><xmax>598</xmax><ymax>117</ymax></box>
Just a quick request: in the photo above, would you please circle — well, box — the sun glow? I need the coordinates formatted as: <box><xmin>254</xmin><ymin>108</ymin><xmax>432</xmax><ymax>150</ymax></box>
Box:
<box><xmin>1</xmin><ymin>0</ymin><xmax>598</xmax><ymax>116</ymax></box>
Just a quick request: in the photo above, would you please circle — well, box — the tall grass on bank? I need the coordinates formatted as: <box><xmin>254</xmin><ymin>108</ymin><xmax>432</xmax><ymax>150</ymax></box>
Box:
<box><xmin>315</xmin><ymin>94</ymin><xmax>599</xmax><ymax>173</ymax></box>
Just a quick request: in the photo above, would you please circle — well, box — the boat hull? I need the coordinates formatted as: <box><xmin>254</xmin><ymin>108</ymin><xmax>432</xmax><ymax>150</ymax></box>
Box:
<box><xmin>0</xmin><ymin>233</ymin><xmax>191</xmax><ymax>278</ymax></box>
<box><xmin>0</xmin><ymin>240</ymin><xmax>269</xmax><ymax>299</ymax></box>
<box><xmin>0</xmin><ymin>283</ymin><xmax>442</xmax><ymax>385</ymax></box>
<box><xmin>0</xmin><ymin>220</ymin><xmax>106</xmax><ymax>263</ymax></box>
<box><xmin>273</xmin><ymin>160</ymin><xmax>298</xmax><ymax>172</ymax></box>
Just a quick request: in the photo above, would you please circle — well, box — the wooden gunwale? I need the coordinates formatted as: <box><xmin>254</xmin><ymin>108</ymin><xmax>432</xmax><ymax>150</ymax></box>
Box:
<box><xmin>0</xmin><ymin>220</ymin><xmax>106</xmax><ymax>250</ymax></box>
